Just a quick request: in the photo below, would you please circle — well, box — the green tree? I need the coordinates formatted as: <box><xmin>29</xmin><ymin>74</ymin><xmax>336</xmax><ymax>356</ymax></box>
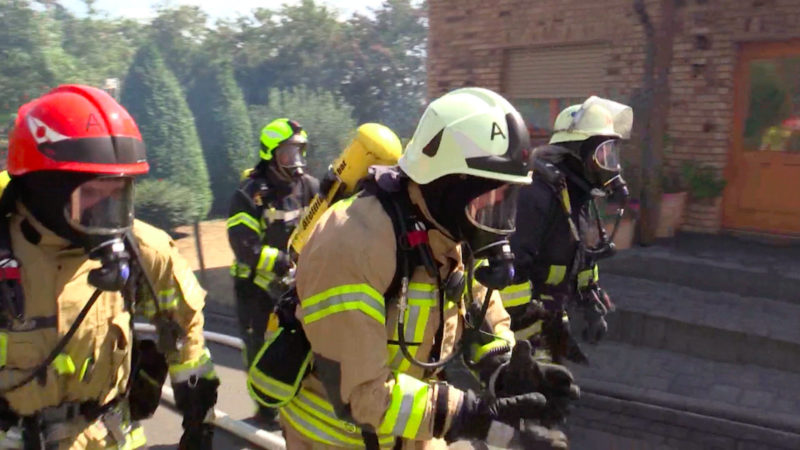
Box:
<box><xmin>342</xmin><ymin>0</ymin><xmax>427</xmax><ymax>137</ymax></box>
<box><xmin>250</xmin><ymin>86</ymin><xmax>356</xmax><ymax>178</ymax></box>
<box><xmin>228</xmin><ymin>0</ymin><xmax>349</xmax><ymax>105</ymax></box>
<box><xmin>58</xmin><ymin>2</ymin><xmax>146</xmax><ymax>88</ymax></box>
<box><xmin>0</xmin><ymin>0</ymin><xmax>69</xmax><ymax>121</ymax></box>
<box><xmin>147</xmin><ymin>5</ymin><xmax>211</xmax><ymax>86</ymax></box>
<box><xmin>121</xmin><ymin>43</ymin><xmax>211</xmax><ymax>222</ymax></box>
<box><xmin>187</xmin><ymin>60</ymin><xmax>254</xmax><ymax>215</ymax></box>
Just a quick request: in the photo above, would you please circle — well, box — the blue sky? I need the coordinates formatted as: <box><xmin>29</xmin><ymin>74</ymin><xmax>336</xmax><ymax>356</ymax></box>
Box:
<box><xmin>60</xmin><ymin>0</ymin><xmax>386</xmax><ymax>20</ymax></box>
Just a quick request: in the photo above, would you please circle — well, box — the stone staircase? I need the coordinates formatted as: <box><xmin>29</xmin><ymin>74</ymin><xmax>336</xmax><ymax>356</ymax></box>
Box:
<box><xmin>565</xmin><ymin>233</ymin><xmax>800</xmax><ymax>449</ymax></box>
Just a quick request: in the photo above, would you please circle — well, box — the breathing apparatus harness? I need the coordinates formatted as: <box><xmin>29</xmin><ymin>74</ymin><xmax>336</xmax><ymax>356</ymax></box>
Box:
<box><xmin>373</xmin><ymin>180</ymin><xmax>509</xmax><ymax>372</ymax></box>
<box><xmin>532</xmin><ymin>157</ymin><xmax>629</xmax><ymax>263</ymax></box>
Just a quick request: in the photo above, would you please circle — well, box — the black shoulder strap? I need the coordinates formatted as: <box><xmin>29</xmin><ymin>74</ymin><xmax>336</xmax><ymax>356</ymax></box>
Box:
<box><xmin>373</xmin><ymin>189</ymin><xmax>414</xmax><ymax>302</ymax></box>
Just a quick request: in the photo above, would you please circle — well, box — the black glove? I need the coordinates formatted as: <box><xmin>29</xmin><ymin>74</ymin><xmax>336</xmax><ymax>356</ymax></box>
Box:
<box><xmin>179</xmin><ymin>423</ymin><xmax>214</xmax><ymax>450</ymax></box>
<box><xmin>129</xmin><ymin>339</ymin><xmax>168</xmax><ymax>420</ymax></box>
<box><xmin>580</xmin><ymin>286</ymin><xmax>614</xmax><ymax>344</ymax></box>
<box><xmin>512</xmin><ymin>422</ymin><xmax>569</xmax><ymax>450</ymax></box>
<box><xmin>272</xmin><ymin>251</ymin><xmax>292</xmax><ymax>278</ymax></box>
<box><xmin>445</xmin><ymin>389</ymin><xmax>547</xmax><ymax>443</ymax></box>
<box><xmin>319</xmin><ymin>167</ymin><xmax>346</xmax><ymax>201</ymax></box>
<box><xmin>494</xmin><ymin>341</ymin><xmax>580</xmax><ymax>426</ymax></box>
<box><xmin>174</xmin><ymin>377</ymin><xmax>219</xmax><ymax>450</ymax></box>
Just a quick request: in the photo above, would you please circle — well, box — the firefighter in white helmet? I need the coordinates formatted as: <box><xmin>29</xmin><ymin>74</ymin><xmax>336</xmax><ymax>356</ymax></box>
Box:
<box><xmin>277</xmin><ymin>87</ymin><xmax>578</xmax><ymax>449</ymax></box>
<box><xmin>501</xmin><ymin>96</ymin><xmax>633</xmax><ymax>365</ymax></box>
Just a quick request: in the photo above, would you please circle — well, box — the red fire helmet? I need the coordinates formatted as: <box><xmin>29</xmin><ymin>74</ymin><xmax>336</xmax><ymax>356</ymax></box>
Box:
<box><xmin>7</xmin><ymin>84</ymin><xmax>148</xmax><ymax>177</ymax></box>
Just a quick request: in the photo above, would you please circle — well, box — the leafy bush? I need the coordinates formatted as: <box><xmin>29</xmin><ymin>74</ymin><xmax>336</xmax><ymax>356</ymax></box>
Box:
<box><xmin>681</xmin><ymin>162</ymin><xmax>727</xmax><ymax>201</ymax></box>
<box><xmin>134</xmin><ymin>179</ymin><xmax>197</xmax><ymax>231</ymax></box>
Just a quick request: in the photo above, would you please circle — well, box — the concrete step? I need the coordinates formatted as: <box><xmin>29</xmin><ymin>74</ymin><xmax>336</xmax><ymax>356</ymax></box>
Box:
<box><xmin>565</xmin><ymin>341</ymin><xmax>800</xmax><ymax>449</ymax></box>
<box><xmin>600</xmin><ymin>240</ymin><xmax>800</xmax><ymax>304</ymax></box>
<box><xmin>591</xmin><ymin>274</ymin><xmax>800</xmax><ymax>373</ymax></box>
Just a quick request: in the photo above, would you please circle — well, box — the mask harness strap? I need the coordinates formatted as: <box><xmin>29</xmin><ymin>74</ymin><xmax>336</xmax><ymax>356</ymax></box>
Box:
<box><xmin>381</xmin><ymin>190</ymin><xmax>494</xmax><ymax>371</ymax></box>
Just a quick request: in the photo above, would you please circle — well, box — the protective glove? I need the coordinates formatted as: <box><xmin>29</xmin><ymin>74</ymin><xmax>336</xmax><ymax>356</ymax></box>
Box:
<box><xmin>580</xmin><ymin>286</ymin><xmax>614</xmax><ymax>344</ymax></box>
<box><xmin>492</xmin><ymin>341</ymin><xmax>580</xmax><ymax>426</ymax></box>
<box><xmin>174</xmin><ymin>377</ymin><xmax>219</xmax><ymax>450</ymax></box>
<box><xmin>319</xmin><ymin>167</ymin><xmax>346</xmax><ymax>201</ymax></box>
<box><xmin>272</xmin><ymin>251</ymin><xmax>292</xmax><ymax>278</ymax></box>
<box><xmin>178</xmin><ymin>423</ymin><xmax>214</xmax><ymax>450</ymax></box>
<box><xmin>129</xmin><ymin>339</ymin><xmax>168</xmax><ymax>420</ymax></box>
<box><xmin>445</xmin><ymin>389</ymin><xmax>547</xmax><ymax>443</ymax></box>
<box><xmin>510</xmin><ymin>422</ymin><xmax>569</xmax><ymax>450</ymax></box>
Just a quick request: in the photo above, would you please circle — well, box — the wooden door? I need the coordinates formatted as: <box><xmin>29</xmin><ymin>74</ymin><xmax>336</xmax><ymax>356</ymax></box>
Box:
<box><xmin>724</xmin><ymin>40</ymin><xmax>800</xmax><ymax>235</ymax></box>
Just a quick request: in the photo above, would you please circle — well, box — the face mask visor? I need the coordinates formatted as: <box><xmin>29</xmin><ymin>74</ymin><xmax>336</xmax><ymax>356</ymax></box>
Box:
<box><xmin>64</xmin><ymin>176</ymin><xmax>135</xmax><ymax>236</ymax></box>
<box><xmin>594</xmin><ymin>139</ymin><xmax>622</xmax><ymax>172</ymax></box>
<box><xmin>464</xmin><ymin>184</ymin><xmax>520</xmax><ymax>236</ymax></box>
<box><xmin>275</xmin><ymin>142</ymin><xmax>307</xmax><ymax>178</ymax></box>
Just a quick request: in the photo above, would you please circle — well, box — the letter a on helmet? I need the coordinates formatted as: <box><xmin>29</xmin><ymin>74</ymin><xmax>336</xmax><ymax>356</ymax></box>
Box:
<box><xmin>399</xmin><ymin>87</ymin><xmax>532</xmax><ymax>185</ymax></box>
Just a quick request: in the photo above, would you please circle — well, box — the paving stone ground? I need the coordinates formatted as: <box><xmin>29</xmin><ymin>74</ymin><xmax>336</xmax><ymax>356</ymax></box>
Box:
<box><xmin>568</xmin><ymin>341</ymin><xmax>800</xmax><ymax>421</ymax></box>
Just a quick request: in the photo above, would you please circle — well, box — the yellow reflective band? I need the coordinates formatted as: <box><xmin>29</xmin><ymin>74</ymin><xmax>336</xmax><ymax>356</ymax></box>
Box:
<box><xmin>545</xmin><ymin>265</ymin><xmax>567</xmax><ymax>285</ymax></box>
<box><xmin>331</xmin><ymin>195</ymin><xmax>357</xmax><ymax>212</ymax></box>
<box><xmin>388</xmin><ymin>289</ymin><xmax>435</xmax><ymax>372</ymax></box>
<box><xmin>79</xmin><ymin>356</ymin><xmax>94</xmax><ymax>381</ymax></box>
<box><xmin>247</xmin><ymin>329</ymin><xmax>311</xmax><ymax>405</ymax></box>
<box><xmin>158</xmin><ymin>288</ymin><xmax>178</xmax><ymax>310</ymax></box>
<box><xmin>560</xmin><ymin>187</ymin><xmax>572</xmax><ymax>214</ymax></box>
<box><xmin>0</xmin><ymin>333</ymin><xmax>6</xmax><ymax>368</ymax></box>
<box><xmin>514</xmin><ymin>320</ymin><xmax>543</xmax><ymax>341</ymax></box>
<box><xmin>282</xmin><ymin>388</ymin><xmax>399</xmax><ymax>447</ymax></box>
<box><xmin>302</xmin><ymin>284</ymin><xmax>385</xmax><ymax>325</ymax></box>
<box><xmin>227</xmin><ymin>212</ymin><xmax>261</xmax><ymax>233</ymax></box>
<box><xmin>471</xmin><ymin>337</ymin><xmax>511</xmax><ymax>364</ymax></box>
<box><xmin>169</xmin><ymin>348</ymin><xmax>216</xmax><ymax>383</ymax></box>
<box><xmin>230</xmin><ymin>262</ymin><xmax>253</xmax><ymax>278</ymax></box>
<box><xmin>378</xmin><ymin>374</ymin><xmax>429</xmax><ymax>438</ymax></box>
<box><xmin>253</xmin><ymin>273</ymin><xmax>275</xmax><ymax>290</ymax></box>
<box><xmin>106</xmin><ymin>423</ymin><xmax>147</xmax><ymax>450</ymax></box>
<box><xmin>52</xmin><ymin>353</ymin><xmax>76</xmax><ymax>375</ymax></box>
<box><xmin>499</xmin><ymin>282</ymin><xmax>532</xmax><ymax>308</ymax></box>
<box><xmin>257</xmin><ymin>247</ymin><xmax>280</xmax><ymax>273</ymax></box>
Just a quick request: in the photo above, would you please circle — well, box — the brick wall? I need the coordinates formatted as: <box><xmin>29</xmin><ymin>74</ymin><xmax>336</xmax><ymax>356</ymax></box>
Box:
<box><xmin>428</xmin><ymin>0</ymin><xmax>800</xmax><ymax>234</ymax></box>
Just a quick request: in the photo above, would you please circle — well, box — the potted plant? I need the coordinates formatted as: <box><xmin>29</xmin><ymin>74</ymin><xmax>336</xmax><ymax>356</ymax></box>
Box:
<box><xmin>655</xmin><ymin>166</ymin><xmax>689</xmax><ymax>238</ymax></box>
<box><xmin>681</xmin><ymin>162</ymin><xmax>727</xmax><ymax>204</ymax></box>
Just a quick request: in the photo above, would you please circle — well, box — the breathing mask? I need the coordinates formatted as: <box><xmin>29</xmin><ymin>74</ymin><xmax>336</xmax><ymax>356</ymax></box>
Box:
<box><xmin>273</xmin><ymin>140</ymin><xmax>307</xmax><ymax>180</ymax></box>
<box><xmin>420</xmin><ymin>175</ymin><xmax>520</xmax><ymax>290</ymax></box>
<box><xmin>462</xmin><ymin>183</ymin><xmax>519</xmax><ymax>289</ymax></box>
<box><xmin>65</xmin><ymin>175</ymin><xmax>135</xmax><ymax>291</ymax></box>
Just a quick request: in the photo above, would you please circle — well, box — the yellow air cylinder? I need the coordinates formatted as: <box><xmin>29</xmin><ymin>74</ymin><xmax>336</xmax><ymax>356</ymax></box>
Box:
<box><xmin>290</xmin><ymin>123</ymin><xmax>402</xmax><ymax>254</ymax></box>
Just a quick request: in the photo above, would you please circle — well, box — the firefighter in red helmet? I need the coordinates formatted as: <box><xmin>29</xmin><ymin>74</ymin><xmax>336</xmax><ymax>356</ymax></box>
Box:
<box><xmin>0</xmin><ymin>85</ymin><xmax>218</xmax><ymax>449</ymax></box>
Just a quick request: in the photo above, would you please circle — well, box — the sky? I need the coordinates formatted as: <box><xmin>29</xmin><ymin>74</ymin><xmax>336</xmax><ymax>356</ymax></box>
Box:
<box><xmin>60</xmin><ymin>0</ymin><xmax>387</xmax><ymax>20</ymax></box>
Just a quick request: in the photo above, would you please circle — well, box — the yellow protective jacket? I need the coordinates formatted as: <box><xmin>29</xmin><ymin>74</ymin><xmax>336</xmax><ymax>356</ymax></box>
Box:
<box><xmin>286</xmin><ymin>182</ymin><xmax>513</xmax><ymax>449</ymax></box>
<box><xmin>0</xmin><ymin>205</ymin><xmax>212</xmax><ymax>445</ymax></box>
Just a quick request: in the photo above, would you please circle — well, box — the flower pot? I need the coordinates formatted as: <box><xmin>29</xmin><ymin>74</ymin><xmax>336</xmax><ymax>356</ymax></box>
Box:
<box><xmin>655</xmin><ymin>191</ymin><xmax>688</xmax><ymax>238</ymax></box>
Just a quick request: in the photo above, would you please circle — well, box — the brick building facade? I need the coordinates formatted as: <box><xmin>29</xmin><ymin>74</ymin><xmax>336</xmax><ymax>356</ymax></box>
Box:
<box><xmin>428</xmin><ymin>0</ymin><xmax>800</xmax><ymax>235</ymax></box>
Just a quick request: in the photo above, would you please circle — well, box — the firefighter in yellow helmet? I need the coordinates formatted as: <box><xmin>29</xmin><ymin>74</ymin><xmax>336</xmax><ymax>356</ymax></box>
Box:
<box><xmin>501</xmin><ymin>96</ymin><xmax>633</xmax><ymax>364</ymax></box>
<box><xmin>227</xmin><ymin>118</ymin><xmax>319</xmax><ymax>423</ymax></box>
<box><xmin>0</xmin><ymin>85</ymin><xmax>218</xmax><ymax>449</ymax></box>
<box><xmin>282</xmin><ymin>88</ymin><xmax>578</xmax><ymax>449</ymax></box>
